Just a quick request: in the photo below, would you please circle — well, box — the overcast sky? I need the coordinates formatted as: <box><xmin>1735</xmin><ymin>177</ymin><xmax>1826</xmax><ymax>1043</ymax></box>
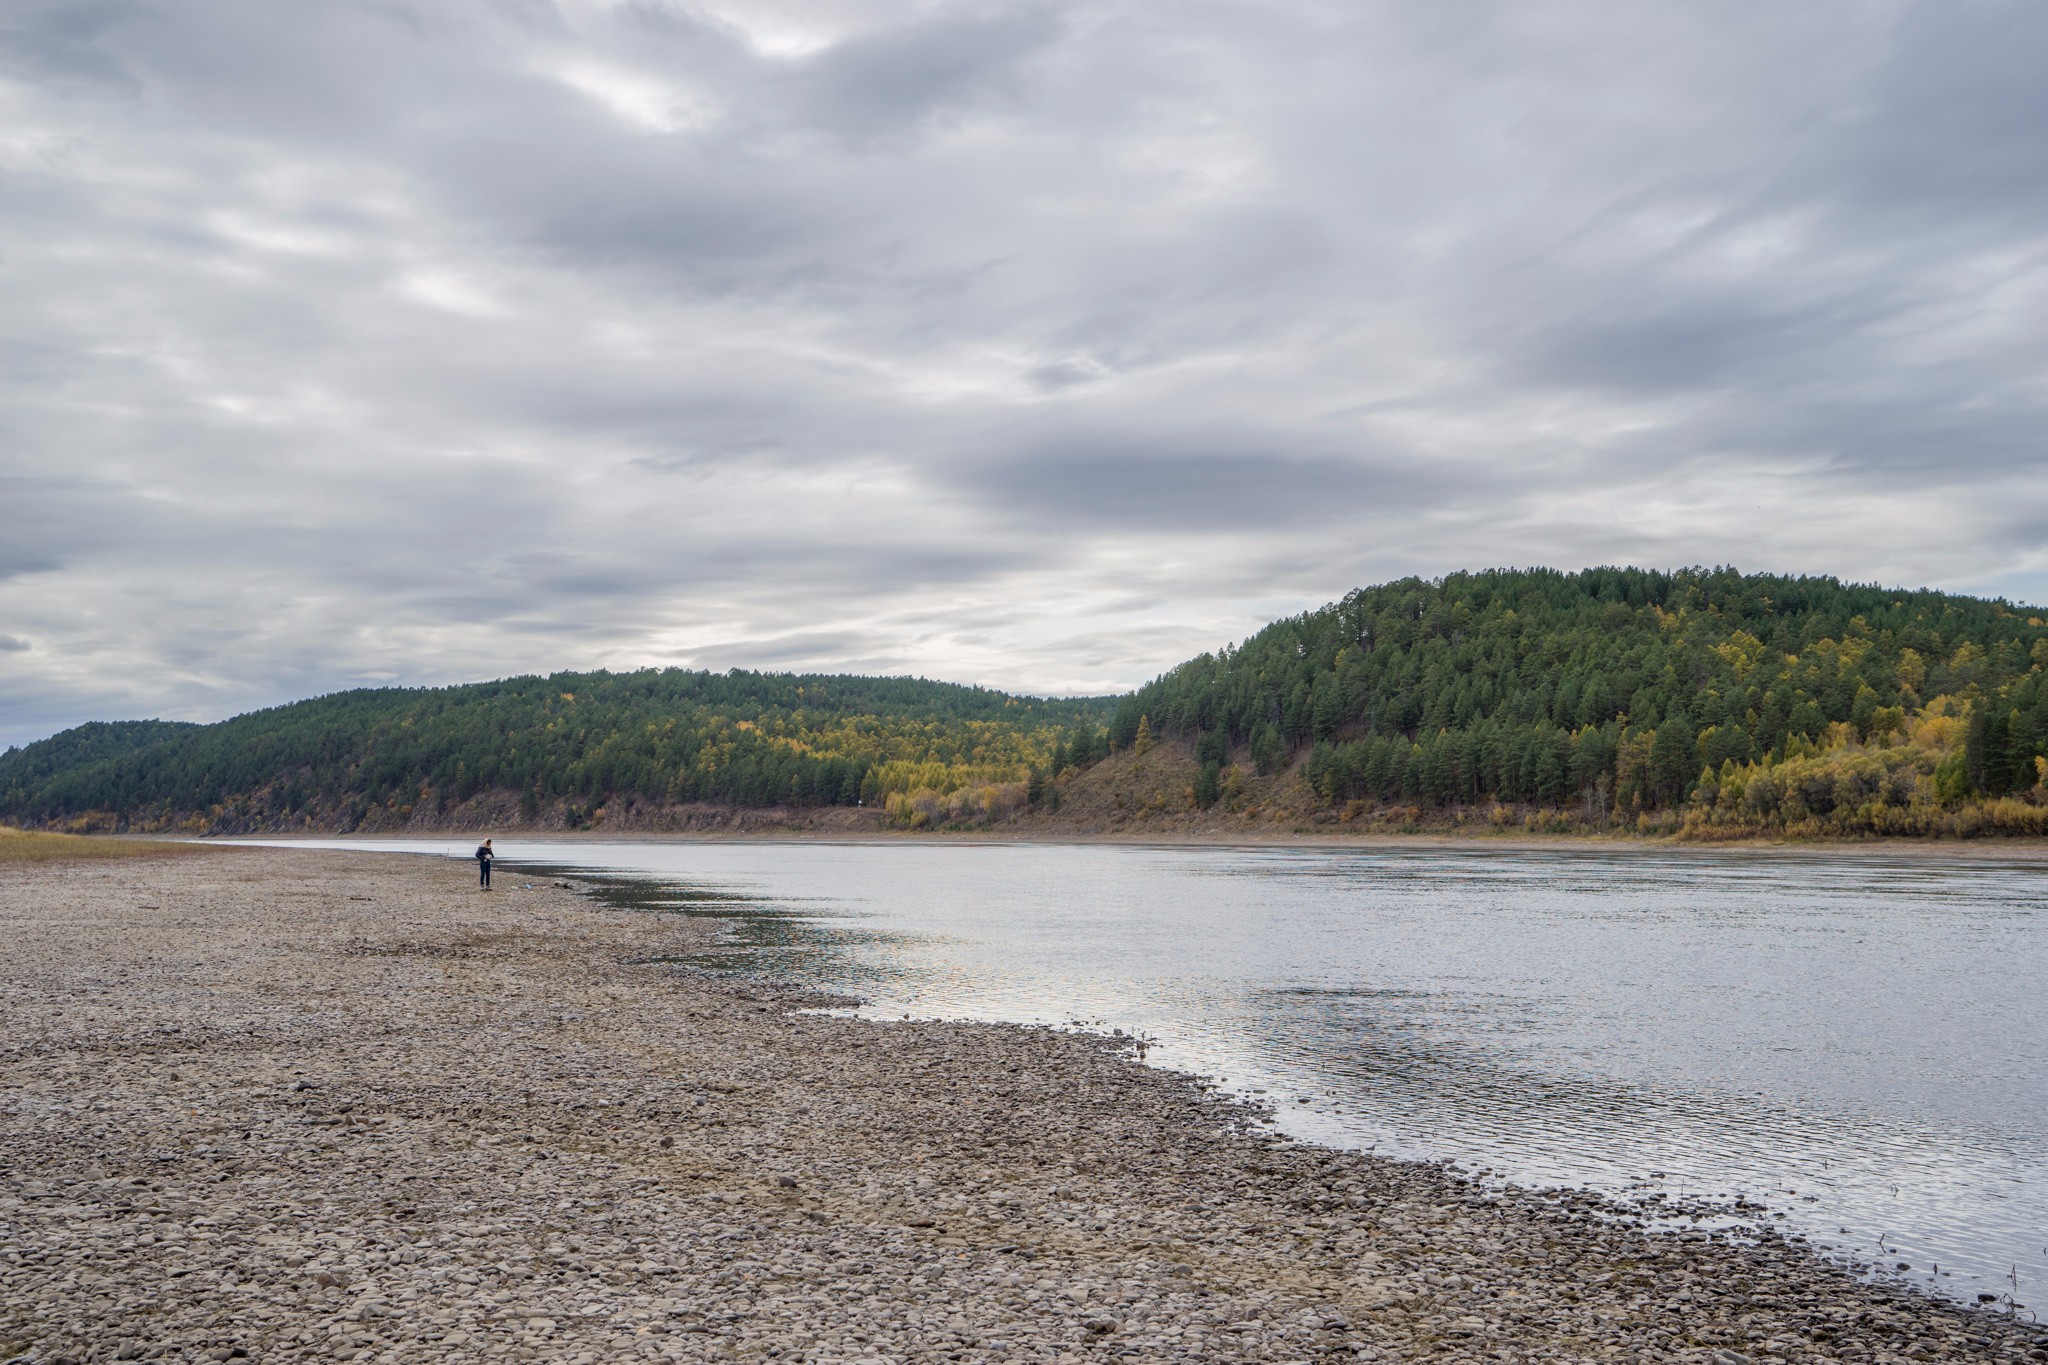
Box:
<box><xmin>3</xmin><ymin>1</ymin><xmax>2045</xmax><ymax>747</ymax></box>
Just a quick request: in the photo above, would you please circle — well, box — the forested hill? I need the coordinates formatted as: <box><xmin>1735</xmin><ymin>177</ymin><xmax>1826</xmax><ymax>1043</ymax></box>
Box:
<box><xmin>0</xmin><ymin>670</ymin><xmax>1115</xmax><ymax>834</ymax></box>
<box><xmin>0</xmin><ymin>719</ymin><xmax>199</xmax><ymax>794</ymax></box>
<box><xmin>10</xmin><ymin>568</ymin><xmax>2048</xmax><ymax>839</ymax></box>
<box><xmin>1106</xmin><ymin>567</ymin><xmax>2048</xmax><ymax>837</ymax></box>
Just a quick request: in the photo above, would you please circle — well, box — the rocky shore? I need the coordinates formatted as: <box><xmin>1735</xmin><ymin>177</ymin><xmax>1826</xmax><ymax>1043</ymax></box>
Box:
<box><xmin>3</xmin><ymin>848</ymin><xmax>2041</xmax><ymax>1365</ymax></box>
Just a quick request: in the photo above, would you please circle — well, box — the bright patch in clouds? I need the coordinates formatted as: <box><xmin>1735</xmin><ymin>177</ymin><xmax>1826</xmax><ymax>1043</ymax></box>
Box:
<box><xmin>539</xmin><ymin>58</ymin><xmax>719</xmax><ymax>133</ymax></box>
<box><xmin>397</xmin><ymin>270</ymin><xmax>511</xmax><ymax>318</ymax></box>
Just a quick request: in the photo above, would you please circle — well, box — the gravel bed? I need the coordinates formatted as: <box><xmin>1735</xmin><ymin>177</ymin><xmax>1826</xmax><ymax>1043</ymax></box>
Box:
<box><xmin>2</xmin><ymin>847</ymin><xmax>2041</xmax><ymax>1365</ymax></box>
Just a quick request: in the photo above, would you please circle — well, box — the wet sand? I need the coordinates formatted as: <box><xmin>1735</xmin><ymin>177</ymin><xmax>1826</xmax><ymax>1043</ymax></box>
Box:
<box><xmin>3</xmin><ymin>847</ymin><xmax>2042</xmax><ymax>1364</ymax></box>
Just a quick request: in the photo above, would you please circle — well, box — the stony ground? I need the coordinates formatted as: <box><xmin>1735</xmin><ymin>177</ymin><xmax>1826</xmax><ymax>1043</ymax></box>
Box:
<box><xmin>2</xmin><ymin>848</ymin><xmax>2042</xmax><ymax>1365</ymax></box>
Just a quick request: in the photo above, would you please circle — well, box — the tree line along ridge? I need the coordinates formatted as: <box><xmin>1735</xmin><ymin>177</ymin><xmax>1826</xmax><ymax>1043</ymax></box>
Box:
<box><xmin>1107</xmin><ymin>567</ymin><xmax>2048</xmax><ymax>837</ymax></box>
<box><xmin>5</xmin><ymin>567</ymin><xmax>2047</xmax><ymax>837</ymax></box>
<box><xmin>0</xmin><ymin>671</ymin><xmax>1116</xmax><ymax>834</ymax></box>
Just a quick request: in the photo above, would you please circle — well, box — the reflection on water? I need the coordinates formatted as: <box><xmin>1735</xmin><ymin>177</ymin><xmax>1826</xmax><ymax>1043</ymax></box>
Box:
<box><xmin>265</xmin><ymin>837</ymin><xmax>2048</xmax><ymax>1306</ymax></box>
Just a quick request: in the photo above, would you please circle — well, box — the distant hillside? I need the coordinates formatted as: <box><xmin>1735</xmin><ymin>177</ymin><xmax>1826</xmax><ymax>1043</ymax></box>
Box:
<box><xmin>11</xmin><ymin>568</ymin><xmax>2048</xmax><ymax>840</ymax></box>
<box><xmin>0</xmin><ymin>670</ymin><xmax>1114</xmax><ymax>835</ymax></box>
<box><xmin>0</xmin><ymin>719</ymin><xmax>198</xmax><ymax>792</ymax></box>
<box><xmin>1097</xmin><ymin>567</ymin><xmax>2048</xmax><ymax>838</ymax></box>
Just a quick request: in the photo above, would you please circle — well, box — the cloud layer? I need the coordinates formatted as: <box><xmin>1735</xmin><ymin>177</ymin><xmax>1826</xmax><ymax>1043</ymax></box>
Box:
<box><xmin>3</xmin><ymin>0</ymin><xmax>2045</xmax><ymax>745</ymax></box>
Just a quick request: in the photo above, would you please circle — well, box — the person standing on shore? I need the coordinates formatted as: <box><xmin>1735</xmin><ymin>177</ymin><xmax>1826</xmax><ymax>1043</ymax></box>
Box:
<box><xmin>475</xmin><ymin>838</ymin><xmax>493</xmax><ymax>889</ymax></box>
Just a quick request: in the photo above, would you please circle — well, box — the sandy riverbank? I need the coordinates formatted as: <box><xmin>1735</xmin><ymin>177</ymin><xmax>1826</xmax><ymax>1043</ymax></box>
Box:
<box><xmin>3</xmin><ymin>847</ymin><xmax>2041</xmax><ymax>1364</ymax></box>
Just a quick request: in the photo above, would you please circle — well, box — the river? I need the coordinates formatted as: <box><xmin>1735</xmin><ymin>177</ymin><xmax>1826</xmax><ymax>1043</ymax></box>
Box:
<box><xmin>265</xmin><ymin>837</ymin><xmax>2046</xmax><ymax>1310</ymax></box>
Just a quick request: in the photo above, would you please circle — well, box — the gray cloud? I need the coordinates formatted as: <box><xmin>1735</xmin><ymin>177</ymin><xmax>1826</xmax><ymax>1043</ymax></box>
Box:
<box><xmin>1</xmin><ymin>0</ymin><xmax>2044</xmax><ymax>747</ymax></box>
<box><xmin>795</xmin><ymin>6</ymin><xmax>1063</xmax><ymax>141</ymax></box>
<box><xmin>963</xmin><ymin>445</ymin><xmax>1455</xmax><ymax>530</ymax></box>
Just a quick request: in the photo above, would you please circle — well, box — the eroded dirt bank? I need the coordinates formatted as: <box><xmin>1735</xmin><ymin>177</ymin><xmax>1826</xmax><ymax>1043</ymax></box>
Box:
<box><xmin>2</xmin><ymin>849</ymin><xmax>2041</xmax><ymax>1364</ymax></box>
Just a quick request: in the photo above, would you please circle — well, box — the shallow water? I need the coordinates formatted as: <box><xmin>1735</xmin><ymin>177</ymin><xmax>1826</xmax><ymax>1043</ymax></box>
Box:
<box><xmin>268</xmin><ymin>837</ymin><xmax>2047</xmax><ymax>1307</ymax></box>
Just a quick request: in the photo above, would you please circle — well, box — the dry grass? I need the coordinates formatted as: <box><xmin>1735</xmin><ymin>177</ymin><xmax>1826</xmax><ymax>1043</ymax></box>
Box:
<box><xmin>0</xmin><ymin>827</ymin><xmax>205</xmax><ymax>864</ymax></box>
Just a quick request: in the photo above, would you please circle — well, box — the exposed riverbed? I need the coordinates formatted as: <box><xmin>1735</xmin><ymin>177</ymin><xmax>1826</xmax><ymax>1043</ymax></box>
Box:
<box><xmin>8</xmin><ymin>843</ymin><xmax>2041</xmax><ymax>1363</ymax></box>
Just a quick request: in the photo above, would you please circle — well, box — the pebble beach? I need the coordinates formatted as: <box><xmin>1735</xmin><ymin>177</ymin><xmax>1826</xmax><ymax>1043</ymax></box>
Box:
<box><xmin>3</xmin><ymin>846</ymin><xmax>2043</xmax><ymax>1365</ymax></box>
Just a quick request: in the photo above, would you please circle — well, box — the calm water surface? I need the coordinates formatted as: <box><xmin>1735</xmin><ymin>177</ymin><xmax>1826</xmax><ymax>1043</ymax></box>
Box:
<box><xmin>272</xmin><ymin>838</ymin><xmax>2047</xmax><ymax>1306</ymax></box>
